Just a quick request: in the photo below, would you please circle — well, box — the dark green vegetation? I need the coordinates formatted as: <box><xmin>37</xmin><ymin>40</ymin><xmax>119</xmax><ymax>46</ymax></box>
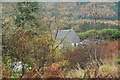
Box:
<box><xmin>77</xmin><ymin>29</ymin><xmax>120</xmax><ymax>41</ymax></box>
<box><xmin>63</xmin><ymin>22</ymin><xmax>120</xmax><ymax>32</ymax></box>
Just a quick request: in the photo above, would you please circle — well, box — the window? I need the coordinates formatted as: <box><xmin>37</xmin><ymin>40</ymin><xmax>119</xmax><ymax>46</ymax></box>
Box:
<box><xmin>72</xmin><ymin>43</ymin><xmax>74</xmax><ymax>46</ymax></box>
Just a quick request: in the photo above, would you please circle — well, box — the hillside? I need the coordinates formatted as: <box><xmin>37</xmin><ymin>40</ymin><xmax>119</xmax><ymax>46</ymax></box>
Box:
<box><xmin>3</xmin><ymin>2</ymin><xmax>118</xmax><ymax>21</ymax></box>
<box><xmin>41</xmin><ymin>2</ymin><xmax>118</xmax><ymax>21</ymax></box>
<box><xmin>2</xmin><ymin>2</ymin><xmax>119</xmax><ymax>32</ymax></box>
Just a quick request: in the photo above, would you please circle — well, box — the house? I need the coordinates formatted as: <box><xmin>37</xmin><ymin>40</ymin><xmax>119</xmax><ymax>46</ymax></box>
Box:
<box><xmin>53</xmin><ymin>30</ymin><xmax>80</xmax><ymax>49</ymax></box>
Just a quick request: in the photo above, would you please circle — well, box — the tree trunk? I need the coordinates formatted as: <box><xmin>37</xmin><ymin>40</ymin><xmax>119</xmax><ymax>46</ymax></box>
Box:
<box><xmin>22</xmin><ymin>63</ymin><xmax>25</xmax><ymax>77</ymax></box>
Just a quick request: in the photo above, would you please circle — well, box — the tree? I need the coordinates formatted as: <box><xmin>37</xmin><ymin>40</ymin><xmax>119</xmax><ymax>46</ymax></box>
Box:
<box><xmin>2</xmin><ymin>2</ymin><xmax>43</xmax><ymax>77</ymax></box>
<box><xmin>14</xmin><ymin>2</ymin><xmax>39</xmax><ymax>28</ymax></box>
<box><xmin>2</xmin><ymin>2</ymin><xmax>46</xmax><ymax>33</ymax></box>
<box><xmin>3</xmin><ymin>29</ymin><xmax>34</xmax><ymax>76</ymax></box>
<box><xmin>2</xmin><ymin>28</ymin><xmax>62</xmax><ymax>77</ymax></box>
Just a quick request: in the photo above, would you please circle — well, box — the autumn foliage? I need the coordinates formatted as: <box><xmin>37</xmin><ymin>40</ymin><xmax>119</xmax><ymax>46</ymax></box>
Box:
<box><xmin>64</xmin><ymin>40</ymin><xmax>119</xmax><ymax>69</ymax></box>
<box><xmin>2</xmin><ymin>2</ymin><xmax>120</xmax><ymax>79</ymax></box>
<box><xmin>101</xmin><ymin>40</ymin><xmax>119</xmax><ymax>58</ymax></box>
<box><xmin>20</xmin><ymin>63</ymin><xmax>64</xmax><ymax>79</ymax></box>
<box><xmin>2</xmin><ymin>69</ymin><xmax>11</xmax><ymax>79</ymax></box>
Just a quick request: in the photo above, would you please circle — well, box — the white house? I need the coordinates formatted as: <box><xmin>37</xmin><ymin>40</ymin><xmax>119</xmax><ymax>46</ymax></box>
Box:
<box><xmin>53</xmin><ymin>30</ymin><xmax>80</xmax><ymax>49</ymax></box>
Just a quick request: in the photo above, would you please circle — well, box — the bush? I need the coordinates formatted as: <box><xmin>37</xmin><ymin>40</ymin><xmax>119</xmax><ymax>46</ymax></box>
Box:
<box><xmin>77</xmin><ymin>29</ymin><xmax>120</xmax><ymax>41</ymax></box>
<box><xmin>57</xmin><ymin>60</ymin><xmax>70</xmax><ymax>68</ymax></box>
<box><xmin>42</xmin><ymin>63</ymin><xmax>64</xmax><ymax>78</ymax></box>
<box><xmin>64</xmin><ymin>48</ymin><xmax>90</xmax><ymax>69</ymax></box>
<box><xmin>2</xmin><ymin>29</ymin><xmax>62</xmax><ymax>77</ymax></box>
<box><xmin>77</xmin><ymin>29</ymin><xmax>97</xmax><ymax>40</ymax></box>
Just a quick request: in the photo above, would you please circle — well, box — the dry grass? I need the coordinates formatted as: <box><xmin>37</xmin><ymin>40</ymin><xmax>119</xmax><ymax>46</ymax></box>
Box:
<box><xmin>99</xmin><ymin>65</ymin><xmax>117</xmax><ymax>76</ymax></box>
<box><xmin>65</xmin><ymin>63</ymin><xmax>84</xmax><ymax>78</ymax></box>
<box><xmin>65</xmin><ymin>56</ymin><xmax>119</xmax><ymax>78</ymax></box>
<box><xmin>65</xmin><ymin>39</ymin><xmax>119</xmax><ymax>78</ymax></box>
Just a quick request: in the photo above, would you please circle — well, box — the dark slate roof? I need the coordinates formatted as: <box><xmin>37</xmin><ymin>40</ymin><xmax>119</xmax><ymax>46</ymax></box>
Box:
<box><xmin>54</xmin><ymin>30</ymin><xmax>80</xmax><ymax>44</ymax></box>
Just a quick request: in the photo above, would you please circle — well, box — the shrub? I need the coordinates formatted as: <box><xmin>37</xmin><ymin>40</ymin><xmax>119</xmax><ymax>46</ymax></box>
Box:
<box><xmin>77</xmin><ymin>29</ymin><xmax>120</xmax><ymax>41</ymax></box>
<box><xmin>42</xmin><ymin>63</ymin><xmax>64</xmax><ymax>78</ymax></box>
<box><xmin>21</xmin><ymin>63</ymin><xmax>65</xmax><ymax>78</ymax></box>
<box><xmin>57</xmin><ymin>60</ymin><xmax>70</xmax><ymax>68</ymax></box>
<box><xmin>64</xmin><ymin>48</ymin><xmax>90</xmax><ymax>69</ymax></box>
<box><xmin>2</xmin><ymin>28</ymin><xmax>62</xmax><ymax>77</ymax></box>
